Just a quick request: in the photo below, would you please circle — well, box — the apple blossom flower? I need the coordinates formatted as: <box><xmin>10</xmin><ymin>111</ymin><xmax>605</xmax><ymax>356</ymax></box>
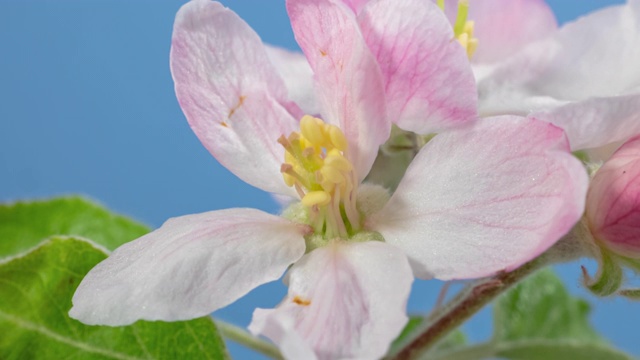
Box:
<box><xmin>428</xmin><ymin>0</ymin><xmax>640</xmax><ymax>296</ymax></box>
<box><xmin>70</xmin><ymin>0</ymin><xmax>588</xmax><ymax>358</ymax></box>
<box><xmin>470</xmin><ymin>0</ymin><xmax>640</xmax><ymax>152</ymax></box>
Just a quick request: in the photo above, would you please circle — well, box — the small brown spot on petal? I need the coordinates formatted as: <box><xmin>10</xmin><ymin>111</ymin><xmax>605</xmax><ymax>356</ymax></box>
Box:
<box><xmin>320</xmin><ymin>49</ymin><xmax>327</xmax><ymax>57</ymax></box>
<box><xmin>220</xmin><ymin>121</ymin><xmax>229</xmax><ymax>128</ymax></box>
<box><xmin>292</xmin><ymin>295</ymin><xmax>311</xmax><ymax>306</ymax></box>
<box><xmin>228</xmin><ymin>95</ymin><xmax>247</xmax><ymax>119</ymax></box>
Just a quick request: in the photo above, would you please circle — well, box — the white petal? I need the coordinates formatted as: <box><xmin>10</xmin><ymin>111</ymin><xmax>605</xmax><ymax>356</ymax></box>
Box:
<box><xmin>249</xmin><ymin>241</ymin><xmax>413</xmax><ymax>360</ymax></box>
<box><xmin>265</xmin><ymin>45</ymin><xmax>321</xmax><ymax>116</ymax></box>
<box><xmin>373</xmin><ymin>117</ymin><xmax>588</xmax><ymax>280</ymax></box>
<box><xmin>171</xmin><ymin>0</ymin><xmax>300</xmax><ymax>196</ymax></box>
<box><xmin>287</xmin><ymin>0</ymin><xmax>391</xmax><ymax>181</ymax></box>
<box><xmin>478</xmin><ymin>1</ymin><xmax>640</xmax><ymax>149</ymax></box>
<box><xmin>70</xmin><ymin>208</ymin><xmax>307</xmax><ymax>325</ymax></box>
<box><xmin>359</xmin><ymin>0</ymin><xmax>478</xmax><ymax>134</ymax></box>
<box><xmin>533</xmin><ymin>94</ymin><xmax>640</xmax><ymax>150</ymax></box>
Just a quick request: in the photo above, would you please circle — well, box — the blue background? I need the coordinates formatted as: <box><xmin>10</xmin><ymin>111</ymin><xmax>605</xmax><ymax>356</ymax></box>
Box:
<box><xmin>0</xmin><ymin>0</ymin><xmax>636</xmax><ymax>358</ymax></box>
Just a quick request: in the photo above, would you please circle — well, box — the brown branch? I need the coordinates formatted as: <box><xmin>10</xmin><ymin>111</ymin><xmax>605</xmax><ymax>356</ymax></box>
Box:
<box><xmin>389</xmin><ymin>258</ymin><xmax>543</xmax><ymax>360</ymax></box>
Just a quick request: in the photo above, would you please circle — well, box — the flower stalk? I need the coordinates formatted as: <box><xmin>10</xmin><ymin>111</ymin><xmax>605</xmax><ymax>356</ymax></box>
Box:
<box><xmin>388</xmin><ymin>255</ymin><xmax>548</xmax><ymax>360</ymax></box>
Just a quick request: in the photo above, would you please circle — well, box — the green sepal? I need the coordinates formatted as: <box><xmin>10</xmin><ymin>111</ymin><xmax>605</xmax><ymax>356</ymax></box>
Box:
<box><xmin>616</xmin><ymin>256</ymin><xmax>640</xmax><ymax>274</ymax></box>
<box><xmin>618</xmin><ymin>288</ymin><xmax>640</xmax><ymax>300</ymax></box>
<box><xmin>366</xmin><ymin>126</ymin><xmax>428</xmax><ymax>192</ymax></box>
<box><xmin>0</xmin><ymin>236</ymin><xmax>229</xmax><ymax>360</ymax></box>
<box><xmin>581</xmin><ymin>247</ymin><xmax>623</xmax><ymax>297</ymax></box>
<box><xmin>572</xmin><ymin>150</ymin><xmax>590</xmax><ymax>164</ymax></box>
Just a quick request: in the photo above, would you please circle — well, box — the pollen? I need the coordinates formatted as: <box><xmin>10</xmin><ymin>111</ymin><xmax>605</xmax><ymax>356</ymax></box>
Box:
<box><xmin>278</xmin><ymin>115</ymin><xmax>361</xmax><ymax>239</ymax></box>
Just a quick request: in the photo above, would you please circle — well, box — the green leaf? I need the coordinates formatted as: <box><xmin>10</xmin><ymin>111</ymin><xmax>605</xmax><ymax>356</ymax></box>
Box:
<box><xmin>391</xmin><ymin>316</ymin><xmax>425</xmax><ymax>351</ymax></box>
<box><xmin>434</xmin><ymin>329</ymin><xmax>466</xmax><ymax>352</ymax></box>
<box><xmin>430</xmin><ymin>270</ymin><xmax>634</xmax><ymax>360</ymax></box>
<box><xmin>0</xmin><ymin>236</ymin><xmax>229</xmax><ymax>360</ymax></box>
<box><xmin>0</xmin><ymin>196</ymin><xmax>149</xmax><ymax>259</ymax></box>
<box><xmin>495</xmin><ymin>339</ymin><xmax>632</xmax><ymax>360</ymax></box>
<box><xmin>492</xmin><ymin>269</ymin><xmax>633</xmax><ymax>360</ymax></box>
<box><xmin>494</xmin><ymin>269</ymin><xmax>598</xmax><ymax>341</ymax></box>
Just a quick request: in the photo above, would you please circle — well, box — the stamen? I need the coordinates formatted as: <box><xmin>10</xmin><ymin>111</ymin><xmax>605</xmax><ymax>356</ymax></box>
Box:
<box><xmin>452</xmin><ymin>0</ymin><xmax>477</xmax><ymax>59</ymax></box>
<box><xmin>278</xmin><ymin>115</ymin><xmax>361</xmax><ymax>239</ymax></box>
<box><xmin>300</xmin><ymin>115</ymin><xmax>326</xmax><ymax>147</ymax></box>
<box><xmin>327</xmin><ymin>125</ymin><xmax>348</xmax><ymax>151</ymax></box>
<box><xmin>302</xmin><ymin>191</ymin><xmax>331</xmax><ymax>207</ymax></box>
<box><xmin>325</xmin><ymin>152</ymin><xmax>353</xmax><ymax>172</ymax></box>
<box><xmin>321</xmin><ymin>166</ymin><xmax>345</xmax><ymax>184</ymax></box>
<box><xmin>281</xmin><ymin>164</ymin><xmax>309</xmax><ymax>189</ymax></box>
<box><xmin>454</xmin><ymin>0</ymin><xmax>469</xmax><ymax>36</ymax></box>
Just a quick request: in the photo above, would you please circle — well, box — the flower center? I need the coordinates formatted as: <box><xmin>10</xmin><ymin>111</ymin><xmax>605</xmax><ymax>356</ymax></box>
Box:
<box><xmin>438</xmin><ymin>0</ymin><xmax>478</xmax><ymax>58</ymax></box>
<box><xmin>279</xmin><ymin>115</ymin><xmax>360</xmax><ymax>239</ymax></box>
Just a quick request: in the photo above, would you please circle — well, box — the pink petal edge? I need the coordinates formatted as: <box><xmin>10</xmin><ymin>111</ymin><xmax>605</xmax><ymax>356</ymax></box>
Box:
<box><xmin>287</xmin><ymin>0</ymin><xmax>390</xmax><ymax>181</ymax></box>
<box><xmin>587</xmin><ymin>135</ymin><xmax>640</xmax><ymax>257</ymax></box>
<box><xmin>70</xmin><ymin>208</ymin><xmax>307</xmax><ymax>325</ymax></box>
<box><xmin>249</xmin><ymin>241</ymin><xmax>412</xmax><ymax>360</ymax></box>
<box><xmin>359</xmin><ymin>0</ymin><xmax>477</xmax><ymax>134</ymax></box>
<box><xmin>373</xmin><ymin>116</ymin><xmax>588</xmax><ymax>280</ymax></box>
<box><xmin>170</xmin><ymin>0</ymin><xmax>300</xmax><ymax>196</ymax></box>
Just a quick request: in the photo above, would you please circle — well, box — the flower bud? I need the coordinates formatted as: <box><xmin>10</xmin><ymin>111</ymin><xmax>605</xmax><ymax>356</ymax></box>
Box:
<box><xmin>586</xmin><ymin>135</ymin><xmax>640</xmax><ymax>258</ymax></box>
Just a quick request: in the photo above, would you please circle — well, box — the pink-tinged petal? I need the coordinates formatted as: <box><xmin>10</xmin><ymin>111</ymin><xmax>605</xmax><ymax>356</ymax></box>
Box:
<box><xmin>70</xmin><ymin>208</ymin><xmax>307</xmax><ymax>325</ymax></box>
<box><xmin>170</xmin><ymin>0</ymin><xmax>299</xmax><ymax>196</ymax></box>
<box><xmin>287</xmin><ymin>0</ymin><xmax>390</xmax><ymax>181</ymax></box>
<box><xmin>249</xmin><ymin>241</ymin><xmax>412</xmax><ymax>360</ymax></box>
<box><xmin>373</xmin><ymin>117</ymin><xmax>588</xmax><ymax>280</ymax></box>
<box><xmin>532</xmin><ymin>94</ymin><xmax>640</xmax><ymax>151</ymax></box>
<box><xmin>342</xmin><ymin>0</ymin><xmax>370</xmax><ymax>14</ymax></box>
<box><xmin>466</xmin><ymin>0</ymin><xmax>557</xmax><ymax>64</ymax></box>
<box><xmin>478</xmin><ymin>1</ymin><xmax>640</xmax><ymax>149</ymax></box>
<box><xmin>587</xmin><ymin>135</ymin><xmax>640</xmax><ymax>257</ymax></box>
<box><xmin>265</xmin><ymin>45</ymin><xmax>321</xmax><ymax>116</ymax></box>
<box><xmin>358</xmin><ymin>0</ymin><xmax>477</xmax><ymax>134</ymax></box>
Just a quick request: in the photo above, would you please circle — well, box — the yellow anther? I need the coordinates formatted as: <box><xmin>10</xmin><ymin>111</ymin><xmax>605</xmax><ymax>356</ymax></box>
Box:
<box><xmin>449</xmin><ymin>1</ymin><xmax>478</xmax><ymax>59</ymax></box>
<box><xmin>325</xmin><ymin>152</ymin><xmax>353</xmax><ymax>172</ymax></box>
<box><xmin>458</xmin><ymin>33</ymin><xmax>469</xmax><ymax>50</ymax></box>
<box><xmin>278</xmin><ymin>115</ymin><xmax>360</xmax><ymax>239</ymax></box>
<box><xmin>467</xmin><ymin>38</ymin><xmax>478</xmax><ymax>58</ymax></box>
<box><xmin>464</xmin><ymin>21</ymin><xmax>475</xmax><ymax>38</ymax></box>
<box><xmin>327</xmin><ymin>125</ymin><xmax>348</xmax><ymax>151</ymax></box>
<box><xmin>302</xmin><ymin>191</ymin><xmax>331</xmax><ymax>207</ymax></box>
<box><xmin>321</xmin><ymin>166</ymin><xmax>345</xmax><ymax>184</ymax></box>
<box><xmin>300</xmin><ymin>115</ymin><xmax>326</xmax><ymax>147</ymax></box>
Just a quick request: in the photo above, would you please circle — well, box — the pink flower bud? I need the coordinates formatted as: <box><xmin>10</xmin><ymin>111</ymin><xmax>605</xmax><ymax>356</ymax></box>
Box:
<box><xmin>586</xmin><ymin>135</ymin><xmax>640</xmax><ymax>257</ymax></box>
